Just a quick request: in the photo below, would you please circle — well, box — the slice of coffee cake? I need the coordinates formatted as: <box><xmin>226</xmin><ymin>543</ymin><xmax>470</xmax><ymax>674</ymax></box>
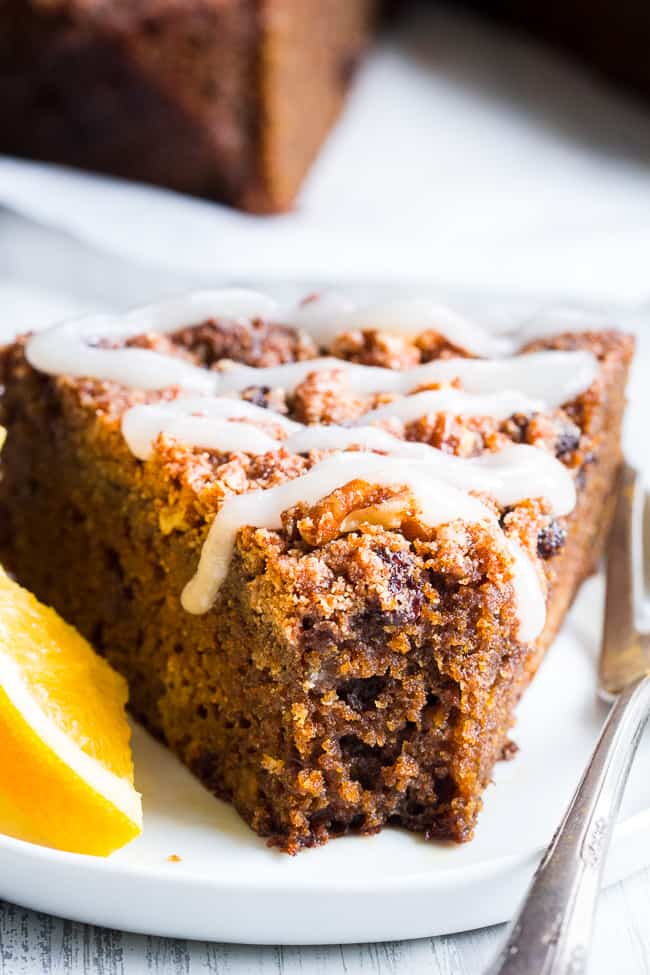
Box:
<box><xmin>0</xmin><ymin>291</ymin><xmax>633</xmax><ymax>851</ymax></box>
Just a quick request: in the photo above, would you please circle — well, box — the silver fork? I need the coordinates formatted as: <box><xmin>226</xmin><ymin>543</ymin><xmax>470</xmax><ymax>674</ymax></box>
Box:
<box><xmin>487</xmin><ymin>463</ymin><xmax>650</xmax><ymax>975</ymax></box>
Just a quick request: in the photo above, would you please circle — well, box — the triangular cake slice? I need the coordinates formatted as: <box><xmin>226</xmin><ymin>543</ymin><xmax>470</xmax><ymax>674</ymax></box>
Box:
<box><xmin>0</xmin><ymin>292</ymin><xmax>633</xmax><ymax>852</ymax></box>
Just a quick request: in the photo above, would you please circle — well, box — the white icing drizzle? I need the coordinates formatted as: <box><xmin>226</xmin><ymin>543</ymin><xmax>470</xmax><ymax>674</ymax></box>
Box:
<box><xmin>292</xmin><ymin>434</ymin><xmax>575</xmax><ymax>516</ymax></box>
<box><xmin>180</xmin><ymin>451</ymin><xmax>545</xmax><ymax>642</ymax></box>
<box><xmin>356</xmin><ymin>388</ymin><xmax>545</xmax><ymax>425</ymax></box>
<box><xmin>122</xmin><ymin>400</ymin><xmax>575</xmax><ymax>516</ymax></box>
<box><xmin>24</xmin><ymin>289</ymin><xmax>599</xmax><ymax>640</ymax></box>
<box><xmin>517</xmin><ymin>306</ymin><xmax>611</xmax><ymax>345</ymax></box>
<box><xmin>121</xmin><ymin>389</ymin><xmax>539</xmax><ymax>459</ymax></box>
<box><xmin>131</xmin><ymin>417</ymin><xmax>279</xmax><ymax>457</ymax></box>
<box><xmin>26</xmin><ymin>292</ymin><xmax>598</xmax><ymax>407</ymax></box>
<box><xmin>26</xmin><ymin>290</ymin><xmax>279</xmax><ymax>393</ymax></box>
<box><xmin>507</xmin><ymin>543</ymin><xmax>546</xmax><ymax>643</ymax></box>
<box><xmin>286</xmin><ymin>293</ymin><xmax>358</xmax><ymax>343</ymax></box>
<box><xmin>212</xmin><ymin>349</ymin><xmax>597</xmax><ymax>405</ymax></box>
<box><xmin>287</xmin><ymin>295</ymin><xmax>513</xmax><ymax>357</ymax></box>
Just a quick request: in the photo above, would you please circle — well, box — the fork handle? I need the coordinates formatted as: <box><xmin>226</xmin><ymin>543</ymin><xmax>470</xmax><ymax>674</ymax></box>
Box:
<box><xmin>486</xmin><ymin>674</ymin><xmax>650</xmax><ymax>975</ymax></box>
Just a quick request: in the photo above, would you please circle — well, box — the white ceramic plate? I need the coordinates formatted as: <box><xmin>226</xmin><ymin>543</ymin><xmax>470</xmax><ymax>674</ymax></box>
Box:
<box><xmin>0</xmin><ymin>317</ymin><xmax>649</xmax><ymax>946</ymax></box>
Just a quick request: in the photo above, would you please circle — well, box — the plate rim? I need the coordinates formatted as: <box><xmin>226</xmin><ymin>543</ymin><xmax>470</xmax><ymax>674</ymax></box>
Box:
<box><xmin>2</xmin><ymin>801</ymin><xmax>650</xmax><ymax>894</ymax></box>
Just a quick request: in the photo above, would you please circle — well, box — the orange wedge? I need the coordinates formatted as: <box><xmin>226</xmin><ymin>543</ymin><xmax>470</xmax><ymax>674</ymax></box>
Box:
<box><xmin>0</xmin><ymin>567</ymin><xmax>142</xmax><ymax>855</ymax></box>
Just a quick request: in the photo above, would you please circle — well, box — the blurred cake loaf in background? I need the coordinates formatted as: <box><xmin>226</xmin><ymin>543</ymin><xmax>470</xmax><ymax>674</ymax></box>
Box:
<box><xmin>2</xmin><ymin>1</ymin><xmax>648</xmax><ymax>214</ymax></box>
<box><xmin>0</xmin><ymin>0</ymin><xmax>377</xmax><ymax>212</ymax></box>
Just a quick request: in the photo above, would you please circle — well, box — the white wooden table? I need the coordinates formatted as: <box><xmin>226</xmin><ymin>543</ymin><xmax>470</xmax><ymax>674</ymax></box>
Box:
<box><xmin>2</xmin><ymin>869</ymin><xmax>650</xmax><ymax>975</ymax></box>
<box><xmin>1</xmin><ymin>209</ymin><xmax>650</xmax><ymax>975</ymax></box>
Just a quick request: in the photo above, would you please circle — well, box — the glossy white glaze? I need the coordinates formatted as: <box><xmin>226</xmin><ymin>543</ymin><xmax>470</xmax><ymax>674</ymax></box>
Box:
<box><xmin>287</xmin><ymin>294</ymin><xmax>512</xmax><ymax>357</ymax></box>
<box><xmin>180</xmin><ymin>451</ymin><xmax>545</xmax><ymax>642</ymax></box>
<box><xmin>355</xmin><ymin>388</ymin><xmax>545</xmax><ymax>424</ymax></box>
<box><xmin>212</xmin><ymin>350</ymin><xmax>596</xmax><ymax>403</ymax></box>
<box><xmin>121</xmin><ymin>397</ymin><xmax>300</xmax><ymax>458</ymax></box>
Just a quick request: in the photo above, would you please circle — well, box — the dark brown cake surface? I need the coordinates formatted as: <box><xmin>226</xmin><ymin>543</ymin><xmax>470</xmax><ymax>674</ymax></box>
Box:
<box><xmin>0</xmin><ymin>304</ymin><xmax>633</xmax><ymax>852</ymax></box>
